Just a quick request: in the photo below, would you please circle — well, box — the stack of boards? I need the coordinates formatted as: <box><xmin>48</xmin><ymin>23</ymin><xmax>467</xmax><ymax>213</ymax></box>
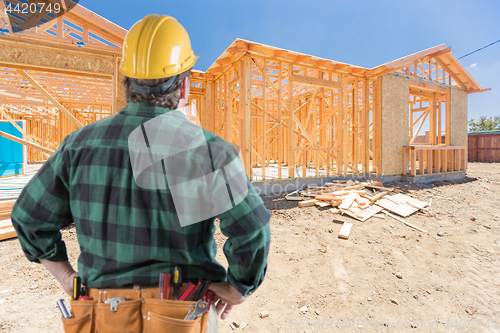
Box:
<box><xmin>0</xmin><ymin>200</ymin><xmax>16</xmax><ymax>241</ymax></box>
<box><xmin>288</xmin><ymin>180</ymin><xmax>428</xmax><ymax>239</ymax></box>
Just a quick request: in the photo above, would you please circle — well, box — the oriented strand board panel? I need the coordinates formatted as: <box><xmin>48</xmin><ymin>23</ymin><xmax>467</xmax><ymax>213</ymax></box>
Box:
<box><xmin>376</xmin><ymin>197</ymin><xmax>418</xmax><ymax>217</ymax></box>
<box><xmin>0</xmin><ymin>40</ymin><xmax>114</xmax><ymax>77</ymax></box>
<box><xmin>116</xmin><ymin>69</ymin><xmax>127</xmax><ymax>112</ymax></box>
<box><xmin>381</xmin><ymin>74</ymin><xmax>409</xmax><ymax>175</ymax></box>
<box><xmin>450</xmin><ymin>88</ymin><xmax>468</xmax><ymax>147</ymax></box>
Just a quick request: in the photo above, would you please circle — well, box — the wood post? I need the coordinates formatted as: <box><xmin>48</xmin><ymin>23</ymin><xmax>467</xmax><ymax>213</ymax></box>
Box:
<box><xmin>288</xmin><ymin>64</ymin><xmax>294</xmax><ymax>178</ymax></box>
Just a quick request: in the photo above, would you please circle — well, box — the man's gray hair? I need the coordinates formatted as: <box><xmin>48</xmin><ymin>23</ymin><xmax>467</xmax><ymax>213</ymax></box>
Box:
<box><xmin>123</xmin><ymin>69</ymin><xmax>191</xmax><ymax>109</ymax></box>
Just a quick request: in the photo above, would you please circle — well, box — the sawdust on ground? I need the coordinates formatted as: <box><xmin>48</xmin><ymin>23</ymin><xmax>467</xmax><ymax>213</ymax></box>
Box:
<box><xmin>0</xmin><ymin>162</ymin><xmax>499</xmax><ymax>332</ymax></box>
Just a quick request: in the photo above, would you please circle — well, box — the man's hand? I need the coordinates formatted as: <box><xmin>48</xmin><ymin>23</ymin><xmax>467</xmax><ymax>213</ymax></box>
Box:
<box><xmin>209</xmin><ymin>282</ymin><xmax>246</xmax><ymax>320</ymax></box>
<box><xmin>39</xmin><ymin>259</ymin><xmax>79</xmax><ymax>296</ymax></box>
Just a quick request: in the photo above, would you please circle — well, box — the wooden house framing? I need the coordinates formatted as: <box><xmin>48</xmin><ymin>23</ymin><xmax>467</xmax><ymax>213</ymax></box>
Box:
<box><xmin>188</xmin><ymin>40</ymin><xmax>489</xmax><ymax>182</ymax></box>
<box><xmin>0</xmin><ymin>4</ymin><xmax>489</xmax><ymax>183</ymax></box>
<box><xmin>0</xmin><ymin>1</ymin><xmax>126</xmax><ymax>162</ymax></box>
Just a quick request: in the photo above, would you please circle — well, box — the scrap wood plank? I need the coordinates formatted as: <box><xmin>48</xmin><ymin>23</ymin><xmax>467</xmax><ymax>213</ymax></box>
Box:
<box><xmin>0</xmin><ymin>200</ymin><xmax>16</xmax><ymax>210</ymax></box>
<box><xmin>0</xmin><ymin>226</ymin><xmax>17</xmax><ymax>241</ymax></box>
<box><xmin>348</xmin><ymin>206</ymin><xmax>362</xmax><ymax>215</ymax></box>
<box><xmin>324</xmin><ymin>181</ymin><xmax>347</xmax><ymax>186</ymax></box>
<box><xmin>387</xmin><ymin>193</ymin><xmax>428</xmax><ymax>209</ymax></box>
<box><xmin>376</xmin><ymin>197</ymin><xmax>418</xmax><ymax>217</ymax></box>
<box><xmin>354</xmin><ymin>205</ymin><xmax>384</xmax><ymax>221</ymax></box>
<box><xmin>338</xmin><ymin>192</ymin><xmax>359</xmax><ymax>210</ymax></box>
<box><xmin>0</xmin><ymin>219</ymin><xmax>12</xmax><ymax>230</ymax></box>
<box><xmin>315</xmin><ymin>190</ymin><xmax>364</xmax><ymax>201</ymax></box>
<box><xmin>330</xmin><ymin>200</ymin><xmax>341</xmax><ymax>207</ymax></box>
<box><xmin>299</xmin><ymin>199</ymin><xmax>319</xmax><ymax>207</ymax></box>
<box><xmin>362</xmin><ymin>190</ymin><xmax>391</xmax><ymax>203</ymax></box>
<box><xmin>339</xmin><ymin>208</ymin><xmax>357</xmax><ymax>220</ymax></box>
<box><xmin>338</xmin><ymin>222</ymin><xmax>353</xmax><ymax>239</ymax></box>
<box><xmin>329</xmin><ymin>208</ymin><xmax>339</xmax><ymax>214</ymax></box>
<box><xmin>0</xmin><ymin>211</ymin><xmax>11</xmax><ymax>220</ymax></box>
<box><xmin>285</xmin><ymin>190</ymin><xmax>303</xmax><ymax>201</ymax></box>
<box><xmin>365</xmin><ymin>184</ymin><xmax>394</xmax><ymax>192</ymax></box>
<box><xmin>342</xmin><ymin>184</ymin><xmax>367</xmax><ymax>191</ymax></box>
<box><xmin>315</xmin><ymin>201</ymin><xmax>331</xmax><ymax>208</ymax></box>
<box><xmin>356</xmin><ymin>197</ymin><xmax>371</xmax><ymax>205</ymax></box>
<box><xmin>383</xmin><ymin>211</ymin><xmax>427</xmax><ymax>233</ymax></box>
<box><xmin>343</xmin><ymin>205</ymin><xmax>383</xmax><ymax>222</ymax></box>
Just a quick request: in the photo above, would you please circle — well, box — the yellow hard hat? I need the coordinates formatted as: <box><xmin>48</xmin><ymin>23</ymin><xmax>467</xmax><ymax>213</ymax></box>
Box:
<box><xmin>120</xmin><ymin>14</ymin><xmax>198</xmax><ymax>79</ymax></box>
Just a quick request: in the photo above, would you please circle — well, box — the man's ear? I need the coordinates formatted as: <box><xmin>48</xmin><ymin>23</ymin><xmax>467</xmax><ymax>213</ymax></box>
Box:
<box><xmin>177</xmin><ymin>76</ymin><xmax>190</xmax><ymax>109</ymax></box>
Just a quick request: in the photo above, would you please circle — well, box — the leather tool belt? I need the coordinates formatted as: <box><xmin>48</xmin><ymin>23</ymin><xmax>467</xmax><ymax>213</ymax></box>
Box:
<box><xmin>61</xmin><ymin>287</ymin><xmax>209</xmax><ymax>333</ymax></box>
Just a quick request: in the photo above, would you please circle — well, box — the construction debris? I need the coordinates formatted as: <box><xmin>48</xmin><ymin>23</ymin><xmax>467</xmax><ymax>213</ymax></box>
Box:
<box><xmin>292</xmin><ymin>180</ymin><xmax>429</xmax><ymax>231</ymax></box>
<box><xmin>338</xmin><ymin>222</ymin><xmax>353</xmax><ymax>239</ymax></box>
<box><xmin>384</xmin><ymin>211</ymin><xmax>427</xmax><ymax>233</ymax></box>
<box><xmin>0</xmin><ymin>200</ymin><xmax>16</xmax><ymax>241</ymax></box>
<box><xmin>259</xmin><ymin>310</ymin><xmax>269</xmax><ymax>318</ymax></box>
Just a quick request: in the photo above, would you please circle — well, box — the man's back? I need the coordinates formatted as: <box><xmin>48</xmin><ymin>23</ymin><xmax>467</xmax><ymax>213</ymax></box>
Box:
<box><xmin>12</xmin><ymin>101</ymin><xmax>271</xmax><ymax>296</ymax></box>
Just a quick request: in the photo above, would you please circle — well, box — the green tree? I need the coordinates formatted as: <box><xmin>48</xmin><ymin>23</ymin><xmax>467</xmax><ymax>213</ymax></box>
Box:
<box><xmin>468</xmin><ymin>115</ymin><xmax>500</xmax><ymax>132</ymax></box>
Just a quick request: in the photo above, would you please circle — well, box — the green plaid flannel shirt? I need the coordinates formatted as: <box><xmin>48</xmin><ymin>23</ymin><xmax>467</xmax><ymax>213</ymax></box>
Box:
<box><xmin>11</xmin><ymin>102</ymin><xmax>271</xmax><ymax>297</ymax></box>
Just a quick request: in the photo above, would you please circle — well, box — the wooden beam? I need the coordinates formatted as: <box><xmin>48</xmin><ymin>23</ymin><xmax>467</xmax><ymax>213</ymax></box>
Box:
<box><xmin>277</xmin><ymin>62</ymin><xmax>283</xmax><ymax>178</ymax></box>
<box><xmin>430</xmin><ymin>93</ymin><xmax>436</xmax><ymax>145</ymax></box>
<box><xmin>338</xmin><ymin>74</ymin><xmax>344</xmax><ymax>174</ymax></box>
<box><xmin>17</xmin><ymin>70</ymin><xmax>83</xmax><ymax>128</ymax></box>
<box><xmin>288</xmin><ymin>64</ymin><xmax>294</xmax><ymax>178</ymax></box>
<box><xmin>262</xmin><ymin>60</ymin><xmax>267</xmax><ymax>179</ymax></box>
<box><xmin>432</xmin><ymin>56</ymin><xmax>467</xmax><ymax>88</ymax></box>
<box><xmin>291</xmin><ymin>74</ymin><xmax>341</xmax><ymax>90</ymax></box>
<box><xmin>411</xmin><ymin>111</ymin><xmax>429</xmax><ymax>143</ymax></box>
<box><xmin>0</xmin><ymin>107</ymin><xmax>37</xmax><ymax>143</ymax></box>
<box><xmin>407</xmin><ymin>76</ymin><xmax>449</xmax><ymax>93</ymax></box>
<box><xmin>0</xmin><ymin>130</ymin><xmax>54</xmax><ymax>155</ymax></box>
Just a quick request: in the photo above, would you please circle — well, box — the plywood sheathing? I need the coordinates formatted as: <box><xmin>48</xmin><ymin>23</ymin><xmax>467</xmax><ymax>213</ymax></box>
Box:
<box><xmin>116</xmin><ymin>67</ymin><xmax>127</xmax><ymax>112</ymax></box>
<box><xmin>450</xmin><ymin>89</ymin><xmax>468</xmax><ymax>147</ymax></box>
<box><xmin>0</xmin><ymin>42</ymin><xmax>115</xmax><ymax>77</ymax></box>
<box><xmin>381</xmin><ymin>74</ymin><xmax>410</xmax><ymax>176</ymax></box>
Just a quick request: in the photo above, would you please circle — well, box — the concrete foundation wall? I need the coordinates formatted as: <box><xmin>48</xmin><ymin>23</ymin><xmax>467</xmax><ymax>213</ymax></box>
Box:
<box><xmin>252</xmin><ymin>171</ymin><xmax>467</xmax><ymax>195</ymax></box>
<box><xmin>381</xmin><ymin>74</ymin><xmax>410</xmax><ymax>176</ymax></box>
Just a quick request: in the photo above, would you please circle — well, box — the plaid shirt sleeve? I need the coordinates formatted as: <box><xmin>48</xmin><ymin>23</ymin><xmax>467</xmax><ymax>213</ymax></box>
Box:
<box><xmin>215</xmin><ymin>145</ymin><xmax>272</xmax><ymax>297</ymax></box>
<box><xmin>11</xmin><ymin>137</ymin><xmax>72</xmax><ymax>263</ymax></box>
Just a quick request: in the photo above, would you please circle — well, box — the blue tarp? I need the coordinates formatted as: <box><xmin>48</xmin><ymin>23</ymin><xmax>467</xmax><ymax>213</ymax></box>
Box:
<box><xmin>0</xmin><ymin>121</ymin><xmax>24</xmax><ymax>178</ymax></box>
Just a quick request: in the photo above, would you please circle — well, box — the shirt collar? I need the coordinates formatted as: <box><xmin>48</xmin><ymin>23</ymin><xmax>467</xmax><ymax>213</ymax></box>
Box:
<box><xmin>118</xmin><ymin>102</ymin><xmax>177</xmax><ymax>117</ymax></box>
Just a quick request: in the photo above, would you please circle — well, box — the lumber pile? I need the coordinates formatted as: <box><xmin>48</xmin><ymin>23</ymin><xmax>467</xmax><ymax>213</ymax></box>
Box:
<box><xmin>290</xmin><ymin>180</ymin><xmax>429</xmax><ymax>231</ymax></box>
<box><xmin>0</xmin><ymin>200</ymin><xmax>17</xmax><ymax>241</ymax></box>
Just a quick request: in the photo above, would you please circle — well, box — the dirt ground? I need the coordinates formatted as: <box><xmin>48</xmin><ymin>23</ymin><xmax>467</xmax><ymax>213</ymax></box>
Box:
<box><xmin>1</xmin><ymin>162</ymin><xmax>499</xmax><ymax>332</ymax></box>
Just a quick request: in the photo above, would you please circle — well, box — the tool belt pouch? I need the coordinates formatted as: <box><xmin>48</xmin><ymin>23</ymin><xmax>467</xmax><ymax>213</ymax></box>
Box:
<box><xmin>143</xmin><ymin>299</ymin><xmax>208</xmax><ymax>333</ymax></box>
<box><xmin>61</xmin><ymin>300</ymin><xmax>97</xmax><ymax>333</ymax></box>
<box><xmin>95</xmin><ymin>299</ymin><xmax>143</xmax><ymax>333</ymax></box>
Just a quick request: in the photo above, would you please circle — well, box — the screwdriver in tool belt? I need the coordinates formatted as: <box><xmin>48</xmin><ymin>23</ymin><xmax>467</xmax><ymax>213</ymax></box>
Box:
<box><xmin>72</xmin><ymin>276</ymin><xmax>81</xmax><ymax>300</ymax></box>
<box><xmin>172</xmin><ymin>266</ymin><xmax>182</xmax><ymax>299</ymax></box>
<box><xmin>158</xmin><ymin>273</ymin><xmax>171</xmax><ymax>300</ymax></box>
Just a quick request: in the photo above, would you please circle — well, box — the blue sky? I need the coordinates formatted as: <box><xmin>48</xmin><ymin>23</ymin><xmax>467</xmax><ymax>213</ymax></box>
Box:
<box><xmin>81</xmin><ymin>0</ymin><xmax>499</xmax><ymax>121</ymax></box>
